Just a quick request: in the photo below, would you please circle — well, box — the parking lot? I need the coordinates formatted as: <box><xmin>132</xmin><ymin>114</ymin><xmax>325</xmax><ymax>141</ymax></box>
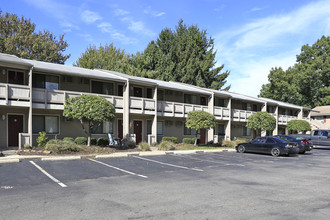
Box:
<box><xmin>1</xmin><ymin>149</ymin><xmax>330</xmax><ymax>219</ymax></box>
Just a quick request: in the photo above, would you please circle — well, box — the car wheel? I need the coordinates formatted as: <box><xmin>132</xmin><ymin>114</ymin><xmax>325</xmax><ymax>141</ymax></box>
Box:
<box><xmin>300</xmin><ymin>150</ymin><xmax>306</xmax><ymax>154</ymax></box>
<box><xmin>237</xmin><ymin>145</ymin><xmax>245</xmax><ymax>153</ymax></box>
<box><xmin>271</xmin><ymin>148</ymin><xmax>280</xmax><ymax>157</ymax></box>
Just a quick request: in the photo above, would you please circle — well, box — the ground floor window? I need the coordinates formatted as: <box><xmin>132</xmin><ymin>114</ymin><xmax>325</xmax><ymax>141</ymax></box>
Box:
<box><xmin>147</xmin><ymin>120</ymin><xmax>152</xmax><ymax>135</ymax></box>
<box><xmin>93</xmin><ymin>121</ymin><xmax>113</xmax><ymax>134</ymax></box>
<box><xmin>243</xmin><ymin>126</ymin><xmax>251</xmax><ymax>136</ymax></box>
<box><xmin>184</xmin><ymin>122</ymin><xmax>196</xmax><ymax>135</ymax></box>
<box><xmin>32</xmin><ymin>115</ymin><xmax>59</xmax><ymax>134</ymax></box>
<box><xmin>217</xmin><ymin>124</ymin><xmax>225</xmax><ymax>135</ymax></box>
<box><xmin>157</xmin><ymin>121</ymin><xmax>164</xmax><ymax>135</ymax></box>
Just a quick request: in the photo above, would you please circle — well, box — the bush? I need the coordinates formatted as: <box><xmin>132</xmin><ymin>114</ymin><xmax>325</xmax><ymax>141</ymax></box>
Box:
<box><xmin>162</xmin><ymin>137</ymin><xmax>178</xmax><ymax>143</ymax></box>
<box><xmin>222</xmin><ymin>139</ymin><xmax>248</xmax><ymax>148</ymax></box>
<box><xmin>75</xmin><ymin>137</ymin><xmax>87</xmax><ymax>145</ymax></box>
<box><xmin>127</xmin><ymin>140</ymin><xmax>136</xmax><ymax>149</ymax></box>
<box><xmin>152</xmin><ymin>142</ymin><xmax>158</xmax><ymax>146</ymax></box>
<box><xmin>63</xmin><ymin>137</ymin><xmax>74</xmax><ymax>142</ymax></box>
<box><xmin>97</xmin><ymin>137</ymin><xmax>109</xmax><ymax>146</ymax></box>
<box><xmin>158</xmin><ymin>141</ymin><xmax>175</xmax><ymax>151</ymax></box>
<box><xmin>90</xmin><ymin>138</ymin><xmax>97</xmax><ymax>145</ymax></box>
<box><xmin>183</xmin><ymin>138</ymin><xmax>196</xmax><ymax>145</ymax></box>
<box><xmin>138</xmin><ymin>142</ymin><xmax>151</xmax><ymax>151</ymax></box>
<box><xmin>24</xmin><ymin>144</ymin><xmax>33</xmax><ymax>150</ymax></box>
<box><xmin>45</xmin><ymin>139</ymin><xmax>82</xmax><ymax>153</ymax></box>
<box><xmin>36</xmin><ymin>131</ymin><xmax>48</xmax><ymax>147</ymax></box>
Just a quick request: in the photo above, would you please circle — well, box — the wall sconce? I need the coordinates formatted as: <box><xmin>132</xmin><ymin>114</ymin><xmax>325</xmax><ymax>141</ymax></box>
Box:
<box><xmin>2</xmin><ymin>115</ymin><xmax>5</xmax><ymax>121</ymax></box>
<box><xmin>2</xmin><ymin>69</ymin><xmax>5</xmax><ymax>75</ymax></box>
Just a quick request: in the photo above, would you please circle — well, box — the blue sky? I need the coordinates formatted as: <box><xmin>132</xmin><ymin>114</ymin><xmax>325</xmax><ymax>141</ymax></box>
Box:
<box><xmin>2</xmin><ymin>0</ymin><xmax>330</xmax><ymax>97</ymax></box>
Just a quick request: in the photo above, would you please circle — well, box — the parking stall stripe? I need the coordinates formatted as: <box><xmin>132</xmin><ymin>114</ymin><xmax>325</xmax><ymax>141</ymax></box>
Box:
<box><xmin>29</xmin><ymin>161</ymin><xmax>67</xmax><ymax>188</ymax></box>
<box><xmin>87</xmin><ymin>158</ymin><xmax>148</xmax><ymax>179</ymax></box>
<box><xmin>132</xmin><ymin>156</ymin><xmax>203</xmax><ymax>172</ymax></box>
<box><xmin>171</xmin><ymin>154</ymin><xmax>245</xmax><ymax>166</ymax></box>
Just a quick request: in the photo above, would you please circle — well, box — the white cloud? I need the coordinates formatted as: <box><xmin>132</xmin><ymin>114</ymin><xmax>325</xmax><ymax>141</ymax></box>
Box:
<box><xmin>122</xmin><ymin>17</ymin><xmax>156</xmax><ymax>37</ymax></box>
<box><xmin>143</xmin><ymin>6</ymin><xmax>166</xmax><ymax>17</ymax></box>
<box><xmin>97</xmin><ymin>22</ymin><xmax>137</xmax><ymax>45</ymax></box>
<box><xmin>113</xmin><ymin>8</ymin><xmax>130</xmax><ymax>16</ymax></box>
<box><xmin>81</xmin><ymin>10</ymin><xmax>102</xmax><ymax>24</ymax></box>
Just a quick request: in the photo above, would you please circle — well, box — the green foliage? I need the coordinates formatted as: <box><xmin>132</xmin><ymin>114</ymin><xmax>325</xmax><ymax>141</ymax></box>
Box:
<box><xmin>246</xmin><ymin>112</ymin><xmax>276</xmax><ymax>133</ymax></box>
<box><xmin>260</xmin><ymin>36</ymin><xmax>330</xmax><ymax>108</ymax></box>
<box><xmin>91</xmin><ymin>138</ymin><xmax>97</xmax><ymax>145</ymax></box>
<box><xmin>97</xmin><ymin>138</ymin><xmax>109</xmax><ymax>146</ymax></box>
<box><xmin>74</xmin><ymin>137</ymin><xmax>87</xmax><ymax>145</ymax></box>
<box><xmin>222</xmin><ymin>139</ymin><xmax>248</xmax><ymax>148</ymax></box>
<box><xmin>24</xmin><ymin>144</ymin><xmax>33</xmax><ymax>150</ymax></box>
<box><xmin>127</xmin><ymin>141</ymin><xmax>136</xmax><ymax>149</ymax></box>
<box><xmin>0</xmin><ymin>10</ymin><xmax>70</xmax><ymax>64</ymax></box>
<box><xmin>183</xmin><ymin>138</ymin><xmax>197</xmax><ymax>144</ymax></box>
<box><xmin>63</xmin><ymin>137</ymin><xmax>74</xmax><ymax>142</ymax></box>
<box><xmin>162</xmin><ymin>137</ymin><xmax>178</xmax><ymax>143</ymax></box>
<box><xmin>45</xmin><ymin>139</ymin><xmax>82</xmax><ymax>153</ymax></box>
<box><xmin>36</xmin><ymin>131</ymin><xmax>48</xmax><ymax>147</ymax></box>
<box><xmin>158</xmin><ymin>141</ymin><xmax>175</xmax><ymax>151</ymax></box>
<box><xmin>287</xmin><ymin>120</ymin><xmax>311</xmax><ymax>132</ymax></box>
<box><xmin>138</xmin><ymin>142</ymin><xmax>151</xmax><ymax>151</ymax></box>
<box><xmin>63</xmin><ymin>95</ymin><xmax>116</xmax><ymax>146</ymax></box>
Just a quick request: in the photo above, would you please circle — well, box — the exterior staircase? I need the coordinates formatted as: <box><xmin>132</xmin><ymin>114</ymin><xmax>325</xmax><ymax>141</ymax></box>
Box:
<box><xmin>311</xmin><ymin>119</ymin><xmax>329</xmax><ymax>130</ymax></box>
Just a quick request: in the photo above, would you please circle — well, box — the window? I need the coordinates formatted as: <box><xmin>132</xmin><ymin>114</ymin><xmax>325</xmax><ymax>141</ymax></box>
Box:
<box><xmin>252</xmin><ymin>137</ymin><xmax>266</xmax><ymax>144</ymax></box>
<box><xmin>157</xmin><ymin>121</ymin><xmax>164</xmax><ymax>135</ymax></box>
<box><xmin>8</xmin><ymin>70</ymin><xmax>24</xmax><ymax>85</ymax></box>
<box><xmin>218</xmin><ymin>124</ymin><xmax>225</xmax><ymax>135</ymax></box>
<box><xmin>243</xmin><ymin>127</ymin><xmax>251</xmax><ymax>136</ymax></box>
<box><xmin>157</xmin><ymin>90</ymin><xmax>164</xmax><ymax>101</ymax></box>
<box><xmin>216</xmin><ymin>98</ymin><xmax>225</xmax><ymax>107</ymax></box>
<box><xmin>147</xmin><ymin>120</ymin><xmax>152</xmax><ymax>135</ymax></box>
<box><xmin>93</xmin><ymin>121</ymin><xmax>113</xmax><ymax>134</ymax></box>
<box><xmin>133</xmin><ymin>87</ymin><xmax>143</xmax><ymax>97</ymax></box>
<box><xmin>32</xmin><ymin>115</ymin><xmax>59</xmax><ymax>134</ymax></box>
<box><xmin>146</xmin><ymin>88</ymin><xmax>153</xmax><ymax>99</ymax></box>
<box><xmin>184</xmin><ymin>122</ymin><xmax>196</xmax><ymax>135</ymax></box>
<box><xmin>266</xmin><ymin>138</ymin><xmax>276</xmax><ymax>144</ymax></box>
<box><xmin>92</xmin><ymin>81</ymin><xmax>114</xmax><ymax>95</ymax></box>
<box><xmin>184</xmin><ymin>94</ymin><xmax>197</xmax><ymax>104</ymax></box>
<box><xmin>33</xmin><ymin>74</ymin><xmax>59</xmax><ymax>90</ymax></box>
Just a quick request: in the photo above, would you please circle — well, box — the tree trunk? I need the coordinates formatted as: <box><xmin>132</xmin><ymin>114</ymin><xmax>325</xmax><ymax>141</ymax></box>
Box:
<box><xmin>87</xmin><ymin>135</ymin><xmax>91</xmax><ymax>146</ymax></box>
<box><xmin>194</xmin><ymin>133</ymin><xmax>198</xmax><ymax>146</ymax></box>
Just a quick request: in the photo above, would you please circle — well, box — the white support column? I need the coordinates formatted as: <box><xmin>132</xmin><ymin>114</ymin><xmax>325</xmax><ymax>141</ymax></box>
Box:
<box><xmin>261</xmin><ymin>102</ymin><xmax>267</xmax><ymax>137</ymax></box>
<box><xmin>123</xmin><ymin>80</ymin><xmax>130</xmax><ymax>140</ymax></box>
<box><xmin>151</xmin><ymin>86</ymin><xmax>158</xmax><ymax>144</ymax></box>
<box><xmin>225</xmin><ymin>98</ymin><xmax>232</xmax><ymax>140</ymax></box>
<box><xmin>298</xmin><ymin>107</ymin><xmax>303</xmax><ymax>119</ymax></box>
<box><xmin>28</xmin><ymin>67</ymin><xmax>33</xmax><ymax>147</ymax></box>
<box><xmin>273</xmin><ymin>106</ymin><xmax>279</xmax><ymax>135</ymax></box>
<box><xmin>208</xmin><ymin>93</ymin><xmax>214</xmax><ymax>143</ymax></box>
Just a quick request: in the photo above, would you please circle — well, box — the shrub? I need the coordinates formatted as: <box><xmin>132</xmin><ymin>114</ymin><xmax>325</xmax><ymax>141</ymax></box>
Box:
<box><xmin>36</xmin><ymin>131</ymin><xmax>48</xmax><ymax>147</ymax></box>
<box><xmin>138</xmin><ymin>142</ymin><xmax>151</xmax><ymax>151</ymax></box>
<box><xmin>75</xmin><ymin>137</ymin><xmax>87</xmax><ymax>145</ymax></box>
<box><xmin>162</xmin><ymin>137</ymin><xmax>178</xmax><ymax>143</ymax></box>
<box><xmin>63</xmin><ymin>137</ymin><xmax>74</xmax><ymax>142</ymax></box>
<box><xmin>158</xmin><ymin>141</ymin><xmax>175</xmax><ymax>151</ymax></box>
<box><xmin>127</xmin><ymin>140</ymin><xmax>136</xmax><ymax>149</ymax></box>
<box><xmin>45</xmin><ymin>139</ymin><xmax>82</xmax><ymax>153</ymax></box>
<box><xmin>91</xmin><ymin>138</ymin><xmax>97</xmax><ymax>145</ymax></box>
<box><xmin>222</xmin><ymin>139</ymin><xmax>248</xmax><ymax>148</ymax></box>
<box><xmin>183</xmin><ymin>138</ymin><xmax>196</xmax><ymax>145</ymax></box>
<box><xmin>97</xmin><ymin>137</ymin><xmax>109</xmax><ymax>146</ymax></box>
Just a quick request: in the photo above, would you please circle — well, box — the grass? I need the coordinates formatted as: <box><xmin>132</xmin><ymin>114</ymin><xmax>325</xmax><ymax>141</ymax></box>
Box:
<box><xmin>177</xmin><ymin>145</ymin><xmax>222</xmax><ymax>150</ymax></box>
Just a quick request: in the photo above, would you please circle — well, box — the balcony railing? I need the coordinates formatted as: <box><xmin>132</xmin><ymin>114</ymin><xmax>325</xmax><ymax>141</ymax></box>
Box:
<box><xmin>214</xmin><ymin>106</ymin><xmax>230</xmax><ymax>119</ymax></box>
<box><xmin>232</xmin><ymin>109</ymin><xmax>255</xmax><ymax>121</ymax></box>
<box><xmin>157</xmin><ymin>101</ymin><xmax>209</xmax><ymax>117</ymax></box>
<box><xmin>130</xmin><ymin>97</ymin><xmax>155</xmax><ymax>111</ymax></box>
<box><xmin>32</xmin><ymin>88</ymin><xmax>123</xmax><ymax>109</ymax></box>
<box><xmin>0</xmin><ymin>83</ymin><xmax>30</xmax><ymax>105</ymax></box>
<box><xmin>278</xmin><ymin>115</ymin><xmax>298</xmax><ymax>124</ymax></box>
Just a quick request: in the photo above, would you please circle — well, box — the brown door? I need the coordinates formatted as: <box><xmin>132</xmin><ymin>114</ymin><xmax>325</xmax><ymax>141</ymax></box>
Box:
<box><xmin>8</xmin><ymin>115</ymin><xmax>23</xmax><ymax>147</ymax></box>
<box><xmin>118</xmin><ymin>120</ymin><xmax>123</xmax><ymax>139</ymax></box>
<box><xmin>200</xmin><ymin>129</ymin><xmax>206</xmax><ymax>145</ymax></box>
<box><xmin>134</xmin><ymin>120</ymin><xmax>142</xmax><ymax>144</ymax></box>
<box><xmin>200</xmin><ymin>97</ymin><xmax>207</xmax><ymax>106</ymax></box>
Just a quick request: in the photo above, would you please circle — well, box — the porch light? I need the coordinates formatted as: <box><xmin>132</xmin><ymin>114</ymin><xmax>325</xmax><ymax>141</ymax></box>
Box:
<box><xmin>2</xmin><ymin>115</ymin><xmax>5</xmax><ymax>121</ymax></box>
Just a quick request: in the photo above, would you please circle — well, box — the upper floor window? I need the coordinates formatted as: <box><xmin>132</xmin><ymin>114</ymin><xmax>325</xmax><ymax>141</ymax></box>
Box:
<box><xmin>157</xmin><ymin>90</ymin><xmax>164</xmax><ymax>101</ymax></box>
<box><xmin>184</xmin><ymin>94</ymin><xmax>197</xmax><ymax>104</ymax></box>
<box><xmin>216</xmin><ymin>98</ymin><xmax>225</xmax><ymax>107</ymax></box>
<box><xmin>146</xmin><ymin>88</ymin><xmax>153</xmax><ymax>99</ymax></box>
<box><xmin>92</xmin><ymin>81</ymin><xmax>113</xmax><ymax>95</ymax></box>
<box><xmin>8</xmin><ymin>70</ymin><xmax>24</xmax><ymax>85</ymax></box>
<box><xmin>33</xmin><ymin>73</ymin><xmax>59</xmax><ymax>90</ymax></box>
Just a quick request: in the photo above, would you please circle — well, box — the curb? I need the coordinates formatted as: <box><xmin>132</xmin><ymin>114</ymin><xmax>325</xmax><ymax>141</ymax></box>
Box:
<box><xmin>0</xmin><ymin>158</ymin><xmax>20</xmax><ymax>163</ymax></box>
<box><xmin>41</xmin><ymin>156</ymin><xmax>81</xmax><ymax>161</ymax></box>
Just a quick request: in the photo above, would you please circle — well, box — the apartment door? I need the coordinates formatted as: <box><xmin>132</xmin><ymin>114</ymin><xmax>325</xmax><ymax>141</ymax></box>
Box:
<box><xmin>8</xmin><ymin>115</ymin><xmax>23</xmax><ymax>147</ymax></box>
<box><xmin>134</xmin><ymin>120</ymin><xmax>142</xmax><ymax>144</ymax></box>
<box><xmin>200</xmin><ymin>129</ymin><xmax>206</xmax><ymax>144</ymax></box>
<box><xmin>118</xmin><ymin>119</ymin><xmax>123</xmax><ymax>139</ymax></box>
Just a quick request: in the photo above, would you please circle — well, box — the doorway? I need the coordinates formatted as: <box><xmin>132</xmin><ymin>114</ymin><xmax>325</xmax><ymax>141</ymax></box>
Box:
<box><xmin>8</xmin><ymin>114</ymin><xmax>23</xmax><ymax>147</ymax></box>
<box><xmin>134</xmin><ymin>120</ymin><xmax>142</xmax><ymax>144</ymax></box>
<box><xmin>118</xmin><ymin>119</ymin><xmax>123</xmax><ymax>139</ymax></box>
<box><xmin>200</xmin><ymin>129</ymin><xmax>206</xmax><ymax>145</ymax></box>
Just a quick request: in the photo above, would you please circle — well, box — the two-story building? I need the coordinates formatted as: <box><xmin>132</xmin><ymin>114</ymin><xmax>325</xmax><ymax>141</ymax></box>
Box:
<box><xmin>0</xmin><ymin>53</ymin><xmax>312</xmax><ymax>149</ymax></box>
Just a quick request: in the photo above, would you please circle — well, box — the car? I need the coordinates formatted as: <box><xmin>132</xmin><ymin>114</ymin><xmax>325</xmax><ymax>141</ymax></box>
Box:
<box><xmin>275</xmin><ymin>135</ymin><xmax>313</xmax><ymax>154</ymax></box>
<box><xmin>236</xmin><ymin>136</ymin><xmax>299</xmax><ymax>157</ymax></box>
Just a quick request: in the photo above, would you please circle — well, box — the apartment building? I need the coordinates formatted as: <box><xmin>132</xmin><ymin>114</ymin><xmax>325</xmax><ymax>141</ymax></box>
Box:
<box><xmin>0</xmin><ymin>53</ymin><xmax>312</xmax><ymax>149</ymax></box>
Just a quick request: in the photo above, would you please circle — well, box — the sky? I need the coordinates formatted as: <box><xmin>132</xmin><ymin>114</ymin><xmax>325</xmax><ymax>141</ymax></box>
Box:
<box><xmin>2</xmin><ymin>0</ymin><xmax>330</xmax><ymax>97</ymax></box>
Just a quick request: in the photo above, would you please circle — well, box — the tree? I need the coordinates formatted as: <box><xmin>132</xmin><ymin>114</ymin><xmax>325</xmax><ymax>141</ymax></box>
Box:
<box><xmin>74</xmin><ymin>43</ymin><xmax>130</xmax><ymax>72</ymax></box>
<box><xmin>0</xmin><ymin>10</ymin><xmax>70</xmax><ymax>64</ymax></box>
<box><xmin>185</xmin><ymin>110</ymin><xmax>216</xmax><ymax>146</ymax></box>
<box><xmin>132</xmin><ymin>19</ymin><xmax>230</xmax><ymax>90</ymax></box>
<box><xmin>287</xmin><ymin>120</ymin><xmax>311</xmax><ymax>133</ymax></box>
<box><xmin>246</xmin><ymin>112</ymin><xmax>276</xmax><ymax>136</ymax></box>
<box><xmin>63</xmin><ymin>95</ymin><xmax>116</xmax><ymax>146</ymax></box>
<box><xmin>260</xmin><ymin>36</ymin><xmax>330</xmax><ymax>108</ymax></box>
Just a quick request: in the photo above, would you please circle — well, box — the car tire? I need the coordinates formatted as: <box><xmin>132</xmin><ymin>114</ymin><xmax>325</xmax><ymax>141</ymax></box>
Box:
<box><xmin>271</xmin><ymin>148</ymin><xmax>280</xmax><ymax>157</ymax></box>
<box><xmin>300</xmin><ymin>150</ymin><xmax>306</xmax><ymax>154</ymax></box>
<box><xmin>237</xmin><ymin>145</ymin><xmax>245</xmax><ymax>153</ymax></box>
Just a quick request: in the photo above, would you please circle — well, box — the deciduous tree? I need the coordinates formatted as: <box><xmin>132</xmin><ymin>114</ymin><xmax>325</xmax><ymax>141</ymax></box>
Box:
<box><xmin>287</xmin><ymin>120</ymin><xmax>311</xmax><ymax>133</ymax></box>
<box><xmin>246</xmin><ymin>112</ymin><xmax>276</xmax><ymax>136</ymax></box>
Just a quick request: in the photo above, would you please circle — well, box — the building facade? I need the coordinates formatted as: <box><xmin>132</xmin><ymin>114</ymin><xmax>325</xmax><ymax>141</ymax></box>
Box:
<box><xmin>0</xmin><ymin>53</ymin><xmax>312</xmax><ymax>149</ymax></box>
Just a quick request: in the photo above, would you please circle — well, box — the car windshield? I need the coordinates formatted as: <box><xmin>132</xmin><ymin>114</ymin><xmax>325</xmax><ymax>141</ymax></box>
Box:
<box><xmin>273</xmin><ymin>137</ymin><xmax>287</xmax><ymax>143</ymax></box>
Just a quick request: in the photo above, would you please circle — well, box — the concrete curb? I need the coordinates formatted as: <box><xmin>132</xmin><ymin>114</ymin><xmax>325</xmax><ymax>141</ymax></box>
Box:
<box><xmin>41</xmin><ymin>156</ymin><xmax>81</xmax><ymax>161</ymax></box>
<box><xmin>0</xmin><ymin>158</ymin><xmax>20</xmax><ymax>163</ymax></box>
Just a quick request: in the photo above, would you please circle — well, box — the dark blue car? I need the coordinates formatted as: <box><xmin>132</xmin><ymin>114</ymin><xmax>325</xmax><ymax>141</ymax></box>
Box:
<box><xmin>275</xmin><ymin>135</ymin><xmax>313</xmax><ymax>154</ymax></box>
<box><xmin>236</xmin><ymin>136</ymin><xmax>299</xmax><ymax>157</ymax></box>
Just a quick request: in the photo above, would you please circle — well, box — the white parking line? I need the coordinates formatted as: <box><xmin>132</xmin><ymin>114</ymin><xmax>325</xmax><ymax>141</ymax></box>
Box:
<box><xmin>87</xmin><ymin>158</ymin><xmax>148</xmax><ymax>179</ymax></box>
<box><xmin>132</xmin><ymin>156</ymin><xmax>203</xmax><ymax>171</ymax></box>
<box><xmin>171</xmin><ymin>154</ymin><xmax>245</xmax><ymax>166</ymax></box>
<box><xmin>29</xmin><ymin>161</ymin><xmax>67</xmax><ymax>188</ymax></box>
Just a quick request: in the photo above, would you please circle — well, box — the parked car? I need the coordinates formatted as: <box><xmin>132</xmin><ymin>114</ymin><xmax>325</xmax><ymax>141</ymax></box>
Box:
<box><xmin>236</xmin><ymin>136</ymin><xmax>299</xmax><ymax>157</ymax></box>
<box><xmin>275</xmin><ymin>135</ymin><xmax>313</xmax><ymax>154</ymax></box>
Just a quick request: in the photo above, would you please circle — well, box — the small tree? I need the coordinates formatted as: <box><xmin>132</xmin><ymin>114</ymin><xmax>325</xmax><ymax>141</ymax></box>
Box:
<box><xmin>287</xmin><ymin>120</ymin><xmax>311</xmax><ymax>133</ymax></box>
<box><xmin>63</xmin><ymin>95</ymin><xmax>116</xmax><ymax>146</ymax></box>
<box><xmin>246</xmin><ymin>112</ymin><xmax>276</xmax><ymax>137</ymax></box>
<box><xmin>185</xmin><ymin>111</ymin><xmax>216</xmax><ymax>146</ymax></box>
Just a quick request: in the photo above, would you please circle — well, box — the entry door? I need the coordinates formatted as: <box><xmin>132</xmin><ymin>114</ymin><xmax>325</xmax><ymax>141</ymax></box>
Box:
<box><xmin>118</xmin><ymin>119</ymin><xmax>123</xmax><ymax>139</ymax></box>
<box><xmin>134</xmin><ymin>121</ymin><xmax>142</xmax><ymax>144</ymax></box>
<box><xmin>8</xmin><ymin>115</ymin><xmax>23</xmax><ymax>147</ymax></box>
<box><xmin>200</xmin><ymin>129</ymin><xmax>206</xmax><ymax>144</ymax></box>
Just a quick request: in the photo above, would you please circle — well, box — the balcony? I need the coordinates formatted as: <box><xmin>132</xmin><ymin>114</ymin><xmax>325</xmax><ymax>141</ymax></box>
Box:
<box><xmin>157</xmin><ymin>101</ymin><xmax>209</xmax><ymax>117</ymax></box>
<box><xmin>232</xmin><ymin>109</ymin><xmax>255</xmax><ymax>122</ymax></box>
<box><xmin>0</xmin><ymin>83</ymin><xmax>30</xmax><ymax>107</ymax></box>
<box><xmin>129</xmin><ymin>97</ymin><xmax>155</xmax><ymax>114</ymax></box>
<box><xmin>32</xmin><ymin>88</ymin><xmax>124</xmax><ymax>111</ymax></box>
<box><xmin>214</xmin><ymin>106</ymin><xmax>230</xmax><ymax>120</ymax></box>
<box><xmin>278</xmin><ymin>115</ymin><xmax>298</xmax><ymax>125</ymax></box>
